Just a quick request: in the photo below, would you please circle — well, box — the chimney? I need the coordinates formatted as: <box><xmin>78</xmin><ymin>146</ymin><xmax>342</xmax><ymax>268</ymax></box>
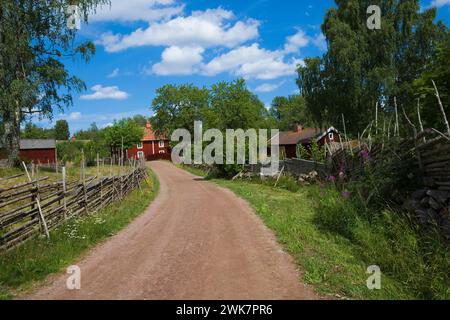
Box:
<box><xmin>146</xmin><ymin>121</ymin><xmax>152</xmax><ymax>129</ymax></box>
<box><xmin>293</xmin><ymin>121</ymin><xmax>303</xmax><ymax>133</ymax></box>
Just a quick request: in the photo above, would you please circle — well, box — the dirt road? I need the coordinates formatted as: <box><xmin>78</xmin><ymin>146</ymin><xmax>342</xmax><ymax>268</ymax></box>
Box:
<box><xmin>25</xmin><ymin>161</ymin><xmax>318</xmax><ymax>300</ymax></box>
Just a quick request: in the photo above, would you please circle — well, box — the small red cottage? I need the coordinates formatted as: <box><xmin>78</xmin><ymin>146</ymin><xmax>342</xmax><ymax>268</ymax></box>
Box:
<box><xmin>270</xmin><ymin>122</ymin><xmax>340</xmax><ymax>159</ymax></box>
<box><xmin>19</xmin><ymin>139</ymin><xmax>57</xmax><ymax>164</ymax></box>
<box><xmin>127</xmin><ymin>122</ymin><xmax>171</xmax><ymax>161</ymax></box>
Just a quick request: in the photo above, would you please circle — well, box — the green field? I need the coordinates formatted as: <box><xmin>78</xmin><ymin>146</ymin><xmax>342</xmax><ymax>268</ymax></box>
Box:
<box><xmin>0</xmin><ymin>165</ymin><xmax>129</xmax><ymax>189</ymax></box>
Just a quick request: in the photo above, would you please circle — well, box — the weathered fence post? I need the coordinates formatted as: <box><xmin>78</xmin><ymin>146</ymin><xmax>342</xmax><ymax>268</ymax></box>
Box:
<box><xmin>81</xmin><ymin>149</ymin><xmax>88</xmax><ymax>214</ymax></box>
<box><xmin>96</xmin><ymin>153</ymin><xmax>100</xmax><ymax>178</ymax></box>
<box><xmin>431</xmin><ymin>79</ymin><xmax>450</xmax><ymax>136</ymax></box>
<box><xmin>22</xmin><ymin>162</ymin><xmax>50</xmax><ymax>239</ymax></box>
<box><xmin>62</xmin><ymin>166</ymin><xmax>67</xmax><ymax>220</ymax></box>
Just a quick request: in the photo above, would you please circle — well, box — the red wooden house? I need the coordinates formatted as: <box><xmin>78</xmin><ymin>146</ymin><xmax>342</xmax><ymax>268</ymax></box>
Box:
<box><xmin>1</xmin><ymin>139</ymin><xmax>57</xmax><ymax>165</ymax></box>
<box><xmin>19</xmin><ymin>139</ymin><xmax>57</xmax><ymax>164</ymax></box>
<box><xmin>270</xmin><ymin>123</ymin><xmax>341</xmax><ymax>159</ymax></box>
<box><xmin>127</xmin><ymin>122</ymin><xmax>171</xmax><ymax>161</ymax></box>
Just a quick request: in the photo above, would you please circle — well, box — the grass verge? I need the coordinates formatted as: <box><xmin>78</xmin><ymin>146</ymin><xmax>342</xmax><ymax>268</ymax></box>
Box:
<box><xmin>180</xmin><ymin>165</ymin><xmax>449</xmax><ymax>300</ymax></box>
<box><xmin>0</xmin><ymin>168</ymin><xmax>159</xmax><ymax>300</ymax></box>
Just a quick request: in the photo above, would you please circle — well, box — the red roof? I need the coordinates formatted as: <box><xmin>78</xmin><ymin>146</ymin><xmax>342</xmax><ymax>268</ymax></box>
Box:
<box><xmin>271</xmin><ymin>127</ymin><xmax>337</xmax><ymax>145</ymax></box>
<box><xmin>142</xmin><ymin>122</ymin><xmax>168</xmax><ymax>142</ymax></box>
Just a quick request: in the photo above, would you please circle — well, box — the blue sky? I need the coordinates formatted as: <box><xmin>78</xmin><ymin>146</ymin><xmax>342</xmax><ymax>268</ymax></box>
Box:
<box><xmin>38</xmin><ymin>0</ymin><xmax>450</xmax><ymax>133</ymax></box>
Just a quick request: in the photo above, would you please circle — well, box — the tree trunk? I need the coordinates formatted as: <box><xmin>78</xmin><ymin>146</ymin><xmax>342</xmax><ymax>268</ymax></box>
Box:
<box><xmin>3</xmin><ymin>106</ymin><xmax>21</xmax><ymax>167</ymax></box>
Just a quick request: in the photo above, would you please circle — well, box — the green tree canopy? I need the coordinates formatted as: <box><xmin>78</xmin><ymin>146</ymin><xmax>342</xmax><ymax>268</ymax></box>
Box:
<box><xmin>132</xmin><ymin>115</ymin><xmax>150</xmax><ymax>127</ymax></box>
<box><xmin>74</xmin><ymin>122</ymin><xmax>102</xmax><ymax>141</ymax></box>
<box><xmin>270</xmin><ymin>94</ymin><xmax>311</xmax><ymax>131</ymax></box>
<box><xmin>209</xmin><ymin>79</ymin><xmax>269</xmax><ymax>130</ymax></box>
<box><xmin>21</xmin><ymin>123</ymin><xmax>54</xmax><ymax>139</ymax></box>
<box><xmin>0</xmin><ymin>0</ymin><xmax>109</xmax><ymax>166</ymax></box>
<box><xmin>55</xmin><ymin>120</ymin><xmax>70</xmax><ymax>140</ymax></box>
<box><xmin>151</xmin><ymin>79</ymin><xmax>270</xmax><ymax>136</ymax></box>
<box><xmin>151</xmin><ymin>84</ymin><xmax>209</xmax><ymax>135</ymax></box>
<box><xmin>297</xmin><ymin>0</ymin><xmax>447</xmax><ymax>135</ymax></box>
<box><xmin>104</xmin><ymin>119</ymin><xmax>143</xmax><ymax>151</ymax></box>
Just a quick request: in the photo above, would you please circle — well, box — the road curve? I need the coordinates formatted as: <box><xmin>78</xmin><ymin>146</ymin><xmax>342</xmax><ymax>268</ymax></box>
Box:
<box><xmin>25</xmin><ymin>161</ymin><xmax>319</xmax><ymax>300</ymax></box>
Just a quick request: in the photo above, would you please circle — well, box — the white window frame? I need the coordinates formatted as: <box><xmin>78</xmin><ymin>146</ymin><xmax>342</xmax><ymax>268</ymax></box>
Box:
<box><xmin>137</xmin><ymin>151</ymin><xmax>144</xmax><ymax>159</ymax></box>
<box><xmin>159</xmin><ymin>140</ymin><xmax>164</xmax><ymax>148</ymax></box>
<box><xmin>137</xmin><ymin>142</ymin><xmax>143</xmax><ymax>149</ymax></box>
<box><xmin>328</xmin><ymin>132</ymin><xmax>334</xmax><ymax>140</ymax></box>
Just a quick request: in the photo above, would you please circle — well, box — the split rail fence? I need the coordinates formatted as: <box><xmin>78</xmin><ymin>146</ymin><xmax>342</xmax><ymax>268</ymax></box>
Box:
<box><xmin>0</xmin><ymin>161</ymin><xmax>148</xmax><ymax>251</ymax></box>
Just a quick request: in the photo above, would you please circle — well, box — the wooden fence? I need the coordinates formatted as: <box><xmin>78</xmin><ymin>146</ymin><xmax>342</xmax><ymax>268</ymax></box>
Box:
<box><xmin>282</xmin><ymin>158</ymin><xmax>327</xmax><ymax>177</ymax></box>
<box><xmin>244</xmin><ymin>158</ymin><xmax>326</xmax><ymax>177</ymax></box>
<box><xmin>328</xmin><ymin>129</ymin><xmax>450</xmax><ymax>191</ymax></box>
<box><xmin>0</xmin><ymin>162</ymin><xmax>148</xmax><ymax>251</ymax></box>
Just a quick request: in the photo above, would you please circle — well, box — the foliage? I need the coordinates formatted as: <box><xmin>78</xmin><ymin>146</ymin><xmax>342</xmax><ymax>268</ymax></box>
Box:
<box><xmin>57</xmin><ymin>141</ymin><xmax>84</xmax><ymax>165</ymax></box>
<box><xmin>21</xmin><ymin>123</ymin><xmax>54</xmax><ymax>139</ymax></box>
<box><xmin>57</xmin><ymin>139</ymin><xmax>109</xmax><ymax>166</ymax></box>
<box><xmin>151</xmin><ymin>83</ymin><xmax>210</xmax><ymax>135</ymax></box>
<box><xmin>74</xmin><ymin>122</ymin><xmax>102</xmax><ymax>141</ymax></box>
<box><xmin>297</xmin><ymin>143</ymin><xmax>308</xmax><ymax>160</ymax></box>
<box><xmin>209</xmin><ymin>79</ymin><xmax>269</xmax><ymax>131</ymax></box>
<box><xmin>131</xmin><ymin>115</ymin><xmax>150</xmax><ymax>127</ymax></box>
<box><xmin>54</xmin><ymin>120</ymin><xmax>70</xmax><ymax>140</ymax></box>
<box><xmin>414</xmin><ymin>33</ymin><xmax>450</xmax><ymax>132</ymax></box>
<box><xmin>104</xmin><ymin>118</ymin><xmax>143</xmax><ymax>150</ymax></box>
<box><xmin>151</xmin><ymin>79</ymin><xmax>272</xmax><ymax>136</ymax></box>
<box><xmin>269</xmin><ymin>95</ymin><xmax>312</xmax><ymax>130</ymax></box>
<box><xmin>297</xmin><ymin>1</ymin><xmax>448</xmax><ymax>135</ymax></box>
<box><xmin>151</xmin><ymin>79</ymin><xmax>274</xmax><ymax>178</ymax></box>
<box><xmin>297</xmin><ymin>57</ymin><xmax>326</xmax><ymax>128</ymax></box>
<box><xmin>0</xmin><ymin>0</ymin><xmax>109</xmax><ymax>166</ymax></box>
<box><xmin>310</xmin><ymin>140</ymin><xmax>326</xmax><ymax>162</ymax></box>
<box><xmin>312</xmin><ymin>182</ymin><xmax>449</xmax><ymax>300</ymax></box>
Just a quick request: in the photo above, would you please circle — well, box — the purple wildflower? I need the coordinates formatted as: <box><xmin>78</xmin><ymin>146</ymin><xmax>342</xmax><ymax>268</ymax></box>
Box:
<box><xmin>360</xmin><ymin>149</ymin><xmax>370</xmax><ymax>160</ymax></box>
<box><xmin>328</xmin><ymin>175</ymin><xmax>336</xmax><ymax>182</ymax></box>
<box><xmin>339</xmin><ymin>161</ymin><xmax>346</xmax><ymax>172</ymax></box>
<box><xmin>342</xmin><ymin>190</ymin><xmax>350</xmax><ymax>200</ymax></box>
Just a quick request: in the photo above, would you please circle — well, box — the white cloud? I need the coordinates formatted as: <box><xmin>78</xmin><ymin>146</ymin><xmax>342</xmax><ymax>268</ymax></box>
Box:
<box><xmin>57</xmin><ymin>112</ymin><xmax>82</xmax><ymax>121</ymax></box>
<box><xmin>284</xmin><ymin>29</ymin><xmax>310</xmax><ymax>53</ymax></box>
<box><xmin>91</xmin><ymin>0</ymin><xmax>184</xmax><ymax>23</ymax></box>
<box><xmin>202</xmin><ymin>44</ymin><xmax>302</xmax><ymax>80</ymax></box>
<box><xmin>98</xmin><ymin>8</ymin><xmax>260</xmax><ymax>52</ymax></box>
<box><xmin>107</xmin><ymin>68</ymin><xmax>120</xmax><ymax>78</ymax></box>
<box><xmin>254</xmin><ymin>83</ymin><xmax>282</xmax><ymax>93</ymax></box>
<box><xmin>431</xmin><ymin>0</ymin><xmax>450</xmax><ymax>7</ymax></box>
<box><xmin>151</xmin><ymin>46</ymin><xmax>204</xmax><ymax>75</ymax></box>
<box><xmin>80</xmin><ymin>85</ymin><xmax>129</xmax><ymax>100</ymax></box>
<box><xmin>312</xmin><ymin>33</ymin><xmax>327</xmax><ymax>52</ymax></box>
<box><xmin>101</xmin><ymin>122</ymin><xmax>114</xmax><ymax>128</ymax></box>
<box><xmin>68</xmin><ymin>112</ymin><xmax>82</xmax><ymax>120</ymax></box>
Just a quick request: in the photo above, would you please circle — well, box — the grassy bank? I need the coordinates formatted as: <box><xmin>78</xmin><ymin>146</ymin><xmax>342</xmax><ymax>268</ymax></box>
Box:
<box><xmin>0</xmin><ymin>168</ymin><xmax>159</xmax><ymax>300</ymax></box>
<box><xmin>180</xmin><ymin>165</ymin><xmax>449</xmax><ymax>300</ymax></box>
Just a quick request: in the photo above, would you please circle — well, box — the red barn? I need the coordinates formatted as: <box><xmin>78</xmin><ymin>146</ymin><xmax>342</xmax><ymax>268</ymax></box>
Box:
<box><xmin>127</xmin><ymin>122</ymin><xmax>171</xmax><ymax>161</ymax></box>
<box><xmin>270</xmin><ymin>123</ymin><xmax>341</xmax><ymax>159</ymax></box>
<box><xmin>19</xmin><ymin>139</ymin><xmax>57</xmax><ymax>164</ymax></box>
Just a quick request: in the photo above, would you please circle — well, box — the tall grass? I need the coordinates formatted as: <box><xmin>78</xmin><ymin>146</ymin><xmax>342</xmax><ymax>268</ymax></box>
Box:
<box><xmin>310</xmin><ymin>183</ymin><xmax>450</xmax><ymax>299</ymax></box>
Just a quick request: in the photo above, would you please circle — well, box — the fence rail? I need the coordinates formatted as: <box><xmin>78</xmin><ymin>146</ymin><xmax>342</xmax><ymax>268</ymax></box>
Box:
<box><xmin>0</xmin><ymin>162</ymin><xmax>148</xmax><ymax>251</ymax></box>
